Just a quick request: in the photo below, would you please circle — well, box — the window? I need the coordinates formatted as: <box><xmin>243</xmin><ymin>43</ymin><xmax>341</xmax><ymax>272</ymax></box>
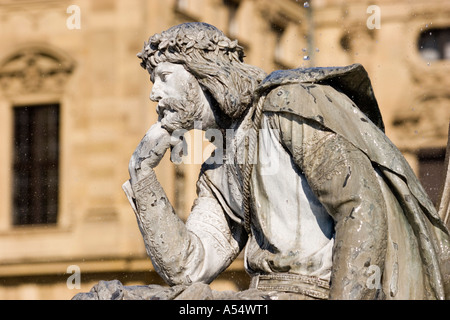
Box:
<box><xmin>223</xmin><ymin>0</ymin><xmax>239</xmax><ymax>38</ymax></box>
<box><xmin>418</xmin><ymin>147</ymin><xmax>446</xmax><ymax>208</ymax></box>
<box><xmin>176</xmin><ymin>0</ymin><xmax>189</xmax><ymax>12</ymax></box>
<box><xmin>12</xmin><ymin>104</ymin><xmax>60</xmax><ymax>225</ymax></box>
<box><xmin>271</xmin><ymin>22</ymin><xmax>286</xmax><ymax>65</ymax></box>
<box><xmin>418</xmin><ymin>27</ymin><xmax>450</xmax><ymax>61</ymax></box>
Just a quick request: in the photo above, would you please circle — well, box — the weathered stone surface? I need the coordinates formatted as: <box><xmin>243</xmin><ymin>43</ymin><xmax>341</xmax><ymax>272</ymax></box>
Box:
<box><xmin>75</xmin><ymin>22</ymin><xmax>449</xmax><ymax>300</ymax></box>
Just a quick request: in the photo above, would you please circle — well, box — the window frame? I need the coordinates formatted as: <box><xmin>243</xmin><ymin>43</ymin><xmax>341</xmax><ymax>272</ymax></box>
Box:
<box><xmin>417</xmin><ymin>147</ymin><xmax>447</xmax><ymax>207</ymax></box>
<box><xmin>12</xmin><ymin>103</ymin><xmax>60</xmax><ymax>226</ymax></box>
<box><xmin>418</xmin><ymin>26</ymin><xmax>450</xmax><ymax>61</ymax></box>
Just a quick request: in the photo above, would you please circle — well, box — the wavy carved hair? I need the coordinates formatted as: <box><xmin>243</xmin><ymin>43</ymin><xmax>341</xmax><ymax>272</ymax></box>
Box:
<box><xmin>137</xmin><ymin>22</ymin><xmax>267</xmax><ymax>120</ymax></box>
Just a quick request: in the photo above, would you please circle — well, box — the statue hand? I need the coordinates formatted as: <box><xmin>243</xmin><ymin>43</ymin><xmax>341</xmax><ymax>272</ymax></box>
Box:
<box><xmin>129</xmin><ymin>122</ymin><xmax>171</xmax><ymax>181</ymax></box>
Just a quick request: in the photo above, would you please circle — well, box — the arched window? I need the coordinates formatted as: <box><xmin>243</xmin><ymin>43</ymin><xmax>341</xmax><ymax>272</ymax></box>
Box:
<box><xmin>0</xmin><ymin>46</ymin><xmax>74</xmax><ymax>225</ymax></box>
<box><xmin>418</xmin><ymin>27</ymin><xmax>450</xmax><ymax>61</ymax></box>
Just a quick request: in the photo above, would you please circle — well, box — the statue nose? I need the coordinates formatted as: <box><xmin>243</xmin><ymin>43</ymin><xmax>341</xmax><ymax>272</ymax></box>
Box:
<box><xmin>150</xmin><ymin>92</ymin><xmax>160</xmax><ymax>102</ymax></box>
<box><xmin>150</xmin><ymin>78</ymin><xmax>164</xmax><ymax>102</ymax></box>
<box><xmin>150</xmin><ymin>88</ymin><xmax>162</xmax><ymax>102</ymax></box>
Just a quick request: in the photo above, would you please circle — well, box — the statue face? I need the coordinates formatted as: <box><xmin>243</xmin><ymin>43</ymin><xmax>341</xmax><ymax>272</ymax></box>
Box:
<box><xmin>150</xmin><ymin>62</ymin><xmax>193</xmax><ymax>103</ymax></box>
<box><xmin>149</xmin><ymin>61</ymin><xmax>213</xmax><ymax>132</ymax></box>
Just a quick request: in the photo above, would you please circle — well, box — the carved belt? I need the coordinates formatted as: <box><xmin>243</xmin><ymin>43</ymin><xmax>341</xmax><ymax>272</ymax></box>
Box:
<box><xmin>250</xmin><ymin>273</ymin><xmax>330</xmax><ymax>300</ymax></box>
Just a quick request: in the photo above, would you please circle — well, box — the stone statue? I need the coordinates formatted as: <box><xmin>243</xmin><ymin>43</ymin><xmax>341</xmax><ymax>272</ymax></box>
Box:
<box><xmin>439</xmin><ymin>123</ymin><xmax>450</xmax><ymax>232</ymax></box>
<box><xmin>73</xmin><ymin>22</ymin><xmax>449</xmax><ymax>300</ymax></box>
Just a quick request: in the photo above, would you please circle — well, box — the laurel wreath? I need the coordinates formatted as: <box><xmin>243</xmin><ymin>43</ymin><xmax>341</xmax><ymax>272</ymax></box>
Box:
<box><xmin>138</xmin><ymin>26</ymin><xmax>245</xmax><ymax>66</ymax></box>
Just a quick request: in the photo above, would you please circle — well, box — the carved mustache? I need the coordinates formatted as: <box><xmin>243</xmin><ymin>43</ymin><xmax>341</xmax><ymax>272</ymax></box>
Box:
<box><xmin>156</xmin><ymin>97</ymin><xmax>197</xmax><ymax>133</ymax></box>
<box><xmin>156</xmin><ymin>98</ymin><xmax>182</xmax><ymax>118</ymax></box>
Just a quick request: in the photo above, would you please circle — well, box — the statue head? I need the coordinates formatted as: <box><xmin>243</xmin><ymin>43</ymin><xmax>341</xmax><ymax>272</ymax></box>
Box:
<box><xmin>137</xmin><ymin>22</ymin><xmax>266</xmax><ymax>131</ymax></box>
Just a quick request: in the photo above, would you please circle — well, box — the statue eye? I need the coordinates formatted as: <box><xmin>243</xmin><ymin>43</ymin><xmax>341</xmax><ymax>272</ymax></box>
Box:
<box><xmin>160</xmin><ymin>72</ymin><xmax>171</xmax><ymax>82</ymax></box>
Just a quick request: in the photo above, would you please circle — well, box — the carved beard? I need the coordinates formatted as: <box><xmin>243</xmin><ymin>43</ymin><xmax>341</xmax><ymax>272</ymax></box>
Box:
<box><xmin>156</xmin><ymin>83</ymin><xmax>203</xmax><ymax>133</ymax></box>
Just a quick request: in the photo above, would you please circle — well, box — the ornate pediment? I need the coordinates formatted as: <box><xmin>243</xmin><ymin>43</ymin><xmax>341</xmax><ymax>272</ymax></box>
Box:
<box><xmin>0</xmin><ymin>46</ymin><xmax>75</xmax><ymax>95</ymax></box>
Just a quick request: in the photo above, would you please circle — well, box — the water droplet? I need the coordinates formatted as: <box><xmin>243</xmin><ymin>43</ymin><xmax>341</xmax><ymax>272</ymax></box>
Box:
<box><xmin>302</xmin><ymin>47</ymin><xmax>307</xmax><ymax>52</ymax></box>
<box><xmin>303</xmin><ymin>55</ymin><xmax>310</xmax><ymax>60</ymax></box>
<box><xmin>427</xmin><ymin>62</ymin><xmax>431</xmax><ymax>66</ymax></box>
<box><xmin>303</xmin><ymin>2</ymin><xmax>310</xmax><ymax>8</ymax></box>
<box><xmin>315</xmin><ymin>48</ymin><xmax>320</xmax><ymax>52</ymax></box>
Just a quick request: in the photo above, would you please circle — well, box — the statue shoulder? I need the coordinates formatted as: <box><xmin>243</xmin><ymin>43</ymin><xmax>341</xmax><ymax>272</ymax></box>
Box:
<box><xmin>256</xmin><ymin>64</ymin><xmax>364</xmax><ymax>95</ymax></box>
<box><xmin>257</xmin><ymin>64</ymin><xmax>384</xmax><ymax>131</ymax></box>
<box><xmin>262</xmin><ymin>82</ymin><xmax>310</xmax><ymax>115</ymax></box>
<box><xmin>261</xmin><ymin>82</ymin><xmax>332</xmax><ymax>131</ymax></box>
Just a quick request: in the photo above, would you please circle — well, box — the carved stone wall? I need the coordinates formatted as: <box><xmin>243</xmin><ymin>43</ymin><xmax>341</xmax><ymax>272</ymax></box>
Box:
<box><xmin>0</xmin><ymin>47</ymin><xmax>74</xmax><ymax>95</ymax></box>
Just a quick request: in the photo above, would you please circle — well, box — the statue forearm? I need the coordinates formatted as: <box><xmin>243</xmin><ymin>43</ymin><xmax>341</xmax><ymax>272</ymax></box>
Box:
<box><xmin>304</xmin><ymin>140</ymin><xmax>388</xmax><ymax>299</ymax></box>
<box><xmin>128</xmin><ymin>160</ymin><xmax>201</xmax><ymax>286</ymax></box>
<box><xmin>328</xmin><ymin>196</ymin><xmax>387</xmax><ymax>299</ymax></box>
<box><xmin>277</xmin><ymin>114</ymin><xmax>388</xmax><ymax>299</ymax></box>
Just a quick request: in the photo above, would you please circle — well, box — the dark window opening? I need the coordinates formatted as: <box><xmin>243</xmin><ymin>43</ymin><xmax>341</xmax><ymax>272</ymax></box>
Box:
<box><xmin>418</xmin><ymin>148</ymin><xmax>446</xmax><ymax>208</ymax></box>
<box><xmin>418</xmin><ymin>27</ymin><xmax>450</xmax><ymax>61</ymax></box>
<box><xmin>270</xmin><ymin>21</ymin><xmax>287</xmax><ymax>67</ymax></box>
<box><xmin>223</xmin><ymin>0</ymin><xmax>240</xmax><ymax>38</ymax></box>
<box><xmin>12</xmin><ymin>104</ymin><xmax>60</xmax><ymax>225</ymax></box>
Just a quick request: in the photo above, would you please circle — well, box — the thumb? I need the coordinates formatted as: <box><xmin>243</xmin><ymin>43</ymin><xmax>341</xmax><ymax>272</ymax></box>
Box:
<box><xmin>144</xmin><ymin>134</ymin><xmax>171</xmax><ymax>168</ymax></box>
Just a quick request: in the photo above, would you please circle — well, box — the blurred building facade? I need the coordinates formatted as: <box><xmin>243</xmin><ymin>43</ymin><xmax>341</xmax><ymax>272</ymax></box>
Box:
<box><xmin>0</xmin><ymin>0</ymin><xmax>448</xmax><ymax>299</ymax></box>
